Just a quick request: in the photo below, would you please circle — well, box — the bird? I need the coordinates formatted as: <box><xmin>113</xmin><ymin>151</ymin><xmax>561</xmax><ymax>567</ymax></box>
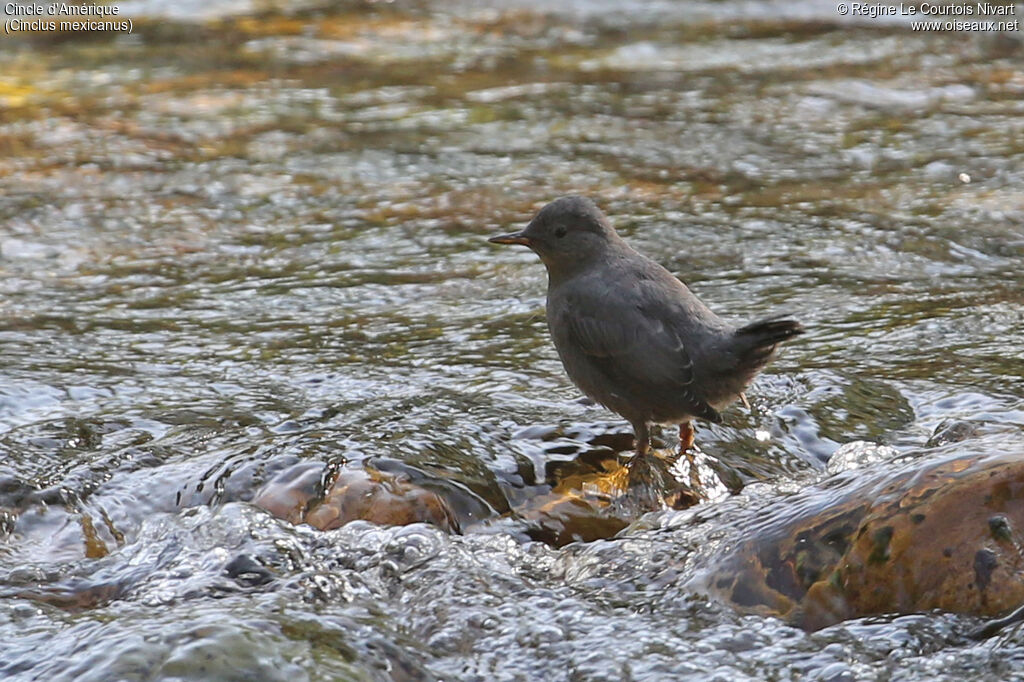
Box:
<box><xmin>489</xmin><ymin>195</ymin><xmax>803</xmax><ymax>467</ymax></box>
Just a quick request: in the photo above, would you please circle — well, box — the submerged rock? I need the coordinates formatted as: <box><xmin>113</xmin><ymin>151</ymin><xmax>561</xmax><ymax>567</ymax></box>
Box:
<box><xmin>250</xmin><ymin>425</ymin><xmax>708</xmax><ymax>547</ymax></box>
<box><xmin>253</xmin><ymin>461</ymin><xmax>459</xmax><ymax>533</ymax></box>
<box><xmin>504</xmin><ymin>423</ymin><xmax>714</xmax><ymax>546</ymax></box>
<box><xmin>515</xmin><ymin>450</ymin><xmax>700</xmax><ymax>546</ymax></box>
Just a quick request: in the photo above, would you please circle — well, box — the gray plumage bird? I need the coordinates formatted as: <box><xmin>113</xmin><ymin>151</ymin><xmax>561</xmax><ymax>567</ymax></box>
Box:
<box><xmin>489</xmin><ymin>195</ymin><xmax>802</xmax><ymax>459</ymax></box>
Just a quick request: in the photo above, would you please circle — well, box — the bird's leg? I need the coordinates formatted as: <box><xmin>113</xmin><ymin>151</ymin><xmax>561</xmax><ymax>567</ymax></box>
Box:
<box><xmin>678</xmin><ymin>422</ymin><xmax>695</xmax><ymax>453</ymax></box>
<box><xmin>624</xmin><ymin>420</ymin><xmax>652</xmax><ymax>485</ymax></box>
<box><xmin>633</xmin><ymin>421</ymin><xmax>651</xmax><ymax>457</ymax></box>
<box><xmin>678</xmin><ymin>422</ymin><xmax>702</xmax><ymax>491</ymax></box>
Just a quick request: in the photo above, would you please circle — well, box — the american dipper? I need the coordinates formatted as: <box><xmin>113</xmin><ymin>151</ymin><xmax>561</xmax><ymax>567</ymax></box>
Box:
<box><xmin>489</xmin><ymin>195</ymin><xmax>803</xmax><ymax>460</ymax></box>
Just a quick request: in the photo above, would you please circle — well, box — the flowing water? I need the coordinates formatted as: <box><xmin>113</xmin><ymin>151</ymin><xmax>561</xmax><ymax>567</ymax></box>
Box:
<box><xmin>1</xmin><ymin>0</ymin><xmax>1023</xmax><ymax>679</ymax></box>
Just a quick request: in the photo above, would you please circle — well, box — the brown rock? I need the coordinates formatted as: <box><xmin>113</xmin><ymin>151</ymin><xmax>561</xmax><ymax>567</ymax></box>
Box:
<box><xmin>707</xmin><ymin>450</ymin><xmax>1024</xmax><ymax>630</ymax></box>
<box><xmin>516</xmin><ymin>451</ymin><xmax>702</xmax><ymax>546</ymax></box>
<box><xmin>253</xmin><ymin>462</ymin><xmax>458</xmax><ymax>533</ymax></box>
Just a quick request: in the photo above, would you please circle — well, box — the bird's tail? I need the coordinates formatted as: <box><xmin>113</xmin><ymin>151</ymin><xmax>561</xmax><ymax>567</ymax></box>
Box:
<box><xmin>733</xmin><ymin>314</ymin><xmax>804</xmax><ymax>374</ymax></box>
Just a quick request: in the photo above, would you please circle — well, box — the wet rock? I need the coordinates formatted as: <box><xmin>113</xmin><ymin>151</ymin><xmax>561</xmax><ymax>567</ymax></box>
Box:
<box><xmin>251</xmin><ymin>421</ymin><xmax>726</xmax><ymax>547</ymax></box>
<box><xmin>706</xmin><ymin>449</ymin><xmax>1024</xmax><ymax>630</ymax></box>
<box><xmin>517</xmin><ymin>492</ymin><xmax>631</xmax><ymax>546</ymax></box>
<box><xmin>252</xmin><ymin>462</ymin><xmax>459</xmax><ymax>533</ymax></box>
<box><xmin>306</xmin><ymin>468</ymin><xmax>459</xmax><ymax>533</ymax></box>
<box><xmin>490</xmin><ymin>421</ymin><xmax>715</xmax><ymax>545</ymax></box>
<box><xmin>0</xmin><ymin>466</ymin><xmax>38</xmax><ymax>510</ymax></box>
<box><xmin>516</xmin><ymin>461</ymin><xmax>636</xmax><ymax>547</ymax></box>
<box><xmin>223</xmin><ymin>554</ymin><xmax>275</xmax><ymax>587</ymax></box>
<box><xmin>825</xmin><ymin>440</ymin><xmax>898</xmax><ymax>475</ymax></box>
<box><xmin>512</xmin><ymin>421</ymin><xmax>638</xmax><ymax>483</ymax></box>
<box><xmin>623</xmin><ymin>452</ymin><xmax>702</xmax><ymax>511</ymax></box>
<box><xmin>374</xmin><ymin>455</ymin><xmax>511</xmax><ymax>522</ymax></box>
<box><xmin>925</xmin><ymin>419</ymin><xmax>979</xmax><ymax>447</ymax></box>
<box><xmin>515</xmin><ymin>449</ymin><xmax>707</xmax><ymax>546</ymax></box>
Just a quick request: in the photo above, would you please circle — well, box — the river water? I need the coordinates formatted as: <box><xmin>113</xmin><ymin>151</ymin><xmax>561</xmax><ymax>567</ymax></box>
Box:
<box><xmin>1</xmin><ymin>1</ymin><xmax>1023</xmax><ymax>679</ymax></box>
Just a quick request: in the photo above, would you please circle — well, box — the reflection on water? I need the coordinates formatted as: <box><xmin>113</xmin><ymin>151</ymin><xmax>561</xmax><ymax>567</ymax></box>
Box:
<box><xmin>1</xmin><ymin>0</ymin><xmax>1023</xmax><ymax>679</ymax></box>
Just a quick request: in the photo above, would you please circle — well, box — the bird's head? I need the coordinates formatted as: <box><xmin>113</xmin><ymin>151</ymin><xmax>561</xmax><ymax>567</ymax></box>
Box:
<box><xmin>488</xmin><ymin>195</ymin><xmax>620</xmax><ymax>275</ymax></box>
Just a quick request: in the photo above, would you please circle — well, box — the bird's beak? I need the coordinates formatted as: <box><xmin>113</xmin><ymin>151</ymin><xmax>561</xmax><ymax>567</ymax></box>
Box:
<box><xmin>488</xmin><ymin>231</ymin><xmax>532</xmax><ymax>246</ymax></box>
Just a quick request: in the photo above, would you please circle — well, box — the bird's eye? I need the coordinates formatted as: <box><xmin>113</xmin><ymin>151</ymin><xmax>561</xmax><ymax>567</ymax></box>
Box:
<box><xmin>554</xmin><ymin>226</ymin><xmax>567</xmax><ymax>239</ymax></box>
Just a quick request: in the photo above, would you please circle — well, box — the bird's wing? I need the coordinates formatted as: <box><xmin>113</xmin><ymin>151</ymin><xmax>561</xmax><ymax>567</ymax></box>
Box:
<box><xmin>559</xmin><ymin>283</ymin><xmax>721</xmax><ymax>422</ymax></box>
